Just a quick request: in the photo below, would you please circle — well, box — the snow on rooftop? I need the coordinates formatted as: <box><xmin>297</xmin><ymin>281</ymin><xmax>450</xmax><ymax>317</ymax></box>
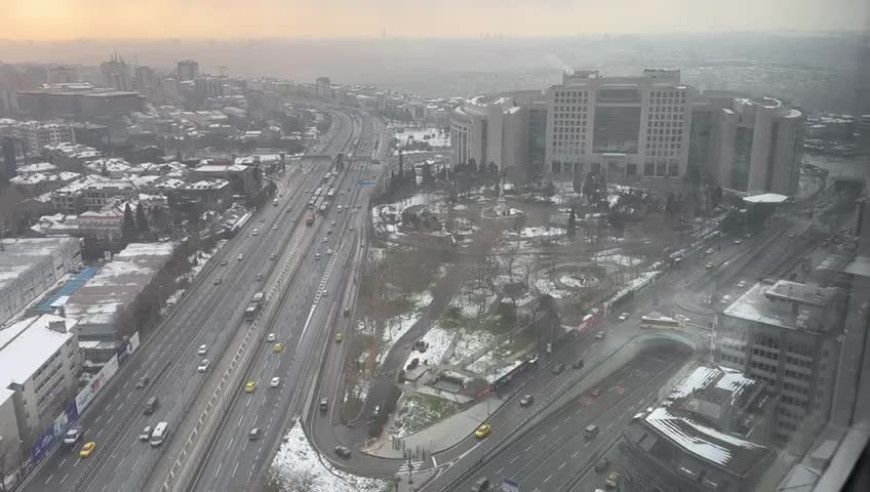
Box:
<box><xmin>0</xmin><ymin>315</ymin><xmax>76</xmax><ymax>390</ymax></box>
<box><xmin>645</xmin><ymin>406</ymin><xmax>768</xmax><ymax>473</ymax></box>
<box><xmin>743</xmin><ymin>193</ymin><xmax>788</xmax><ymax>204</ymax></box>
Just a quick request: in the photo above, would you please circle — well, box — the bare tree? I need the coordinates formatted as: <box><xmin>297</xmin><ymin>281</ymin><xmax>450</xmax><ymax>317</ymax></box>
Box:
<box><xmin>504</xmin><ymin>241</ymin><xmax>520</xmax><ymax>282</ymax></box>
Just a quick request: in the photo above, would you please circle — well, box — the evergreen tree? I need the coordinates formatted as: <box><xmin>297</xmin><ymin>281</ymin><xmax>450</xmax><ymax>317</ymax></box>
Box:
<box><xmin>135</xmin><ymin>203</ymin><xmax>150</xmax><ymax>234</ymax></box>
<box><xmin>122</xmin><ymin>203</ymin><xmax>137</xmax><ymax>242</ymax></box>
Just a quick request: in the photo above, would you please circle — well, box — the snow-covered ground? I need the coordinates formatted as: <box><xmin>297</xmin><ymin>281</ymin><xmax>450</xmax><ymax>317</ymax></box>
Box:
<box><xmin>394</xmin><ymin>127</ymin><xmax>450</xmax><ymax>148</ymax></box>
<box><xmin>271</xmin><ymin>420</ymin><xmax>387</xmax><ymax>492</ymax></box>
<box><xmin>388</xmin><ymin>394</ymin><xmax>460</xmax><ymax>440</ymax></box>
<box><xmin>447</xmin><ymin>328</ymin><xmax>496</xmax><ymax>367</ymax></box>
<box><xmin>533</xmin><ymin>278</ymin><xmax>571</xmax><ymax>299</ymax></box>
<box><xmin>520</xmin><ymin>226</ymin><xmax>565</xmax><ymax>238</ymax></box>
<box><xmin>413</xmin><ymin>323</ymin><xmax>454</xmax><ymax>366</ymax></box>
<box><xmin>595</xmin><ymin>252</ymin><xmax>645</xmax><ymax>267</ymax></box>
<box><xmin>377</xmin><ymin>291</ymin><xmax>433</xmax><ymax>364</ymax></box>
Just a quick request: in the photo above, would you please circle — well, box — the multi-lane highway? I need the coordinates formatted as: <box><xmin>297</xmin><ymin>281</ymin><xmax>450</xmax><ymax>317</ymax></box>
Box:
<box><xmin>16</xmin><ymin>107</ymin><xmax>386</xmax><ymax>492</ymax></box>
<box><xmin>451</xmin><ymin>346</ymin><xmax>690</xmax><ymax>492</ymax></box>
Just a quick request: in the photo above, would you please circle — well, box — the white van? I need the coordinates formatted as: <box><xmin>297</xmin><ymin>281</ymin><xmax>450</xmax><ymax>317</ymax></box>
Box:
<box><xmin>151</xmin><ymin>422</ymin><xmax>169</xmax><ymax>447</ymax></box>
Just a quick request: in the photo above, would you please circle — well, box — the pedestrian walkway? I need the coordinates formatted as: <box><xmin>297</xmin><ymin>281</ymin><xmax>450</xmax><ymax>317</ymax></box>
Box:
<box><xmin>366</xmin><ymin>396</ymin><xmax>497</xmax><ymax>460</ymax></box>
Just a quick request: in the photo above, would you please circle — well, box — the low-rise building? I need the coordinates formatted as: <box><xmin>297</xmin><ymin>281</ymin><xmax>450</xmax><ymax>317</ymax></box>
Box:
<box><xmin>65</xmin><ymin>242</ymin><xmax>176</xmax><ymax>359</ymax></box>
<box><xmin>191</xmin><ymin>162</ymin><xmax>259</xmax><ymax>196</ymax></box>
<box><xmin>621</xmin><ymin>365</ymin><xmax>775</xmax><ymax>492</ymax></box>
<box><xmin>0</xmin><ymin>119</ymin><xmax>75</xmax><ymax>155</ymax></box>
<box><xmin>0</xmin><ymin>237</ymin><xmax>82</xmax><ymax>326</ymax></box>
<box><xmin>0</xmin><ymin>314</ymin><xmax>81</xmax><ymax>470</ymax></box>
<box><xmin>717</xmin><ymin>280</ymin><xmax>846</xmax><ymax>448</ymax></box>
<box><xmin>51</xmin><ymin>174</ymin><xmax>137</xmax><ymax>214</ymax></box>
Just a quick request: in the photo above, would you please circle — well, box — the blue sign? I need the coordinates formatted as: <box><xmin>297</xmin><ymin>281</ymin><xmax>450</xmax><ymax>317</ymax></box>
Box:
<box><xmin>357</xmin><ymin>179</ymin><xmax>375</xmax><ymax>186</ymax></box>
<box><xmin>502</xmin><ymin>477</ymin><xmax>519</xmax><ymax>492</ymax></box>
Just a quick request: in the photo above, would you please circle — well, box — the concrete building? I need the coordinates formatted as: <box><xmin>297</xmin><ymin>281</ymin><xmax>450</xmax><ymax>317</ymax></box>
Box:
<box><xmin>47</xmin><ymin>66</ymin><xmax>78</xmax><ymax>85</ymax></box>
<box><xmin>690</xmin><ymin>94</ymin><xmax>805</xmax><ymax>195</ymax></box>
<box><xmin>191</xmin><ymin>163</ymin><xmax>259</xmax><ymax>196</ymax></box>
<box><xmin>65</xmin><ymin>242</ymin><xmax>175</xmax><ymax>357</ymax></box>
<box><xmin>100</xmin><ymin>54</ymin><xmax>131</xmax><ymax>92</ymax></box>
<box><xmin>51</xmin><ymin>175</ymin><xmax>137</xmax><ymax>214</ymax></box>
<box><xmin>717</xmin><ymin>280</ymin><xmax>847</xmax><ymax>447</ymax></box>
<box><xmin>449</xmin><ymin>90</ymin><xmax>545</xmax><ymax>174</ymax></box>
<box><xmin>545</xmin><ymin>69</ymin><xmax>693</xmax><ymax>181</ymax></box>
<box><xmin>0</xmin><ymin>120</ymin><xmax>75</xmax><ymax>155</ymax></box>
<box><xmin>17</xmin><ymin>86</ymin><xmax>143</xmax><ymax>120</ymax></box>
<box><xmin>0</xmin><ymin>237</ymin><xmax>82</xmax><ymax>326</ymax></box>
<box><xmin>177</xmin><ymin>60</ymin><xmax>199</xmax><ymax>82</ymax></box>
<box><xmin>315</xmin><ymin>77</ymin><xmax>332</xmax><ymax>100</ymax></box>
<box><xmin>134</xmin><ymin>66</ymin><xmax>158</xmax><ymax>98</ymax></box>
<box><xmin>0</xmin><ymin>315</ymin><xmax>80</xmax><ymax>471</ymax></box>
<box><xmin>621</xmin><ymin>365</ymin><xmax>775</xmax><ymax>492</ymax></box>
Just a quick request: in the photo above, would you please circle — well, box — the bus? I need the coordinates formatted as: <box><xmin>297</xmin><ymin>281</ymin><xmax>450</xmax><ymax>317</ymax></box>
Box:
<box><xmin>640</xmin><ymin>313</ymin><xmax>682</xmax><ymax>330</ymax></box>
<box><xmin>150</xmin><ymin>422</ymin><xmax>169</xmax><ymax>447</ymax></box>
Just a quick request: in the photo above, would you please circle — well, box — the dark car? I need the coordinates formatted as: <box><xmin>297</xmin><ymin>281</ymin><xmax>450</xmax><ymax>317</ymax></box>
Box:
<box><xmin>519</xmin><ymin>394</ymin><xmax>534</xmax><ymax>407</ymax></box>
<box><xmin>135</xmin><ymin>376</ymin><xmax>150</xmax><ymax>389</ymax></box>
<box><xmin>470</xmin><ymin>477</ymin><xmax>490</xmax><ymax>491</ymax></box>
<box><xmin>334</xmin><ymin>446</ymin><xmax>352</xmax><ymax>458</ymax></box>
<box><xmin>572</xmin><ymin>359</ymin><xmax>585</xmax><ymax>369</ymax></box>
<box><xmin>551</xmin><ymin>363</ymin><xmax>565</xmax><ymax>375</ymax></box>
<box><xmin>249</xmin><ymin>428</ymin><xmax>262</xmax><ymax>441</ymax></box>
<box><xmin>595</xmin><ymin>456</ymin><xmax>610</xmax><ymax>473</ymax></box>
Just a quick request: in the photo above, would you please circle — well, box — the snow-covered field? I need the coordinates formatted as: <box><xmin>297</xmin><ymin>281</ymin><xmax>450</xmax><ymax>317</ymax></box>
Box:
<box><xmin>520</xmin><ymin>226</ymin><xmax>565</xmax><ymax>238</ymax></box>
<box><xmin>413</xmin><ymin>323</ymin><xmax>454</xmax><ymax>366</ymax></box>
<box><xmin>388</xmin><ymin>394</ymin><xmax>460</xmax><ymax>439</ymax></box>
<box><xmin>533</xmin><ymin>278</ymin><xmax>571</xmax><ymax>299</ymax></box>
<box><xmin>271</xmin><ymin>421</ymin><xmax>387</xmax><ymax>492</ymax></box>
<box><xmin>595</xmin><ymin>252</ymin><xmax>645</xmax><ymax>267</ymax></box>
<box><xmin>394</xmin><ymin>127</ymin><xmax>450</xmax><ymax>148</ymax></box>
<box><xmin>446</xmin><ymin>328</ymin><xmax>496</xmax><ymax>367</ymax></box>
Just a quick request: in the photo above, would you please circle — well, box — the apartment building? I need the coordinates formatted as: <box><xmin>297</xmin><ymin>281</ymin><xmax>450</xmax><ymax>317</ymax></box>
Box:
<box><xmin>717</xmin><ymin>280</ymin><xmax>846</xmax><ymax>447</ymax></box>
<box><xmin>0</xmin><ymin>119</ymin><xmax>75</xmax><ymax>155</ymax></box>
<box><xmin>0</xmin><ymin>315</ymin><xmax>81</xmax><ymax>470</ymax></box>
<box><xmin>545</xmin><ymin>69</ymin><xmax>693</xmax><ymax>181</ymax></box>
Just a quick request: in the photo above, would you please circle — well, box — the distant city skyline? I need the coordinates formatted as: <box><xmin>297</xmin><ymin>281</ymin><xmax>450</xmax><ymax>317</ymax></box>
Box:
<box><xmin>4</xmin><ymin>0</ymin><xmax>868</xmax><ymax>40</ymax></box>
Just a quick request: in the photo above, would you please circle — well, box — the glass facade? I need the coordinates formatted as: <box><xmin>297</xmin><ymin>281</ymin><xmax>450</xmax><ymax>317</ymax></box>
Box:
<box><xmin>593</xmin><ymin>106</ymin><xmax>641</xmax><ymax>154</ymax></box>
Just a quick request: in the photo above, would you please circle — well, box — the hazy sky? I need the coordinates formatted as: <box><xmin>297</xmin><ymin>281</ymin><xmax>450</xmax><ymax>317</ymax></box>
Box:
<box><xmin>5</xmin><ymin>0</ymin><xmax>868</xmax><ymax>39</ymax></box>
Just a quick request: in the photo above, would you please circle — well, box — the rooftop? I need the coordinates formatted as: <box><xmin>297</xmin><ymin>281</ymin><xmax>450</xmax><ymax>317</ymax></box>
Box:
<box><xmin>743</xmin><ymin>193</ymin><xmax>789</xmax><ymax>204</ymax></box>
<box><xmin>723</xmin><ymin>280</ymin><xmax>841</xmax><ymax>333</ymax></box>
<box><xmin>0</xmin><ymin>237</ymin><xmax>80</xmax><ymax>292</ymax></box>
<box><xmin>0</xmin><ymin>314</ymin><xmax>76</xmax><ymax>391</ymax></box>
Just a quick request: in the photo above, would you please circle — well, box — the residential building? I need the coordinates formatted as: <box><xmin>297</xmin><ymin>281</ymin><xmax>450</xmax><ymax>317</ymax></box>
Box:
<box><xmin>71</xmin><ymin>122</ymin><xmax>109</xmax><ymax>148</ymax></box>
<box><xmin>621</xmin><ymin>365</ymin><xmax>775</xmax><ymax>492</ymax></box>
<box><xmin>0</xmin><ymin>315</ymin><xmax>81</xmax><ymax>470</ymax></box>
<box><xmin>191</xmin><ymin>162</ymin><xmax>259</xmax><ymax>196</ymax></box>
<box><xmin>0</xmin><ymin>119</ymin><xmax>75</xmax><ymax>155</ymax></box>
<box><xmin>315</xmin><ymin>77</ymin><xmax>332</xmax><ymax>100</ymax></box>
<box><xmin>449</xmin><ymin>90</ymin><xmax>544</xmax><ymax>173</ymax></box>
<box><xmin>51</xmin><ymin>175</ymin><xmax>137</xmax><ymax>214</ymax></box>
<box><xmin>100</xmin><ymin>53</ymin><xmax>131</xmax><ymax>91</ymax></box>
<box><xmin>545</xmin><ymin>69</ymin><xmax>693</xmax><ymax>180</ymax></box>
<box><xmin>47</xmin><ymin>66</ymin><xmax>78</xmax><ymax>85</ymax></box>
<box><xmin>691</xmin><ymin>93</ymin><xmax>805</xmax><ymax>195</ymax></box>
<box><xmin>717</xmin><ymin>280</ymin><xmax>847</xmax><ymax>448</ymax></box>
<box><xmin>177</xmin><ymin>60</ymin><xmax>199</xmax><ymax>82</ymax></box>
<box><xmin>0</xmin><ymin>237</ymin><xmax>82</xmax><ymax>326</ymax></box>
<box><xmin>134</xmin><ymin>66</ymin><xmax>158</xmax><ymax>97</ymax></box>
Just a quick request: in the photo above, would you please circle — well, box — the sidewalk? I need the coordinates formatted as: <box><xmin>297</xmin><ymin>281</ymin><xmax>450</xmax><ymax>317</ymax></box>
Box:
<box><xmin>365</xmin><ymin>396</ymin><xmax>498</xmax><ymax>459</ymax></box>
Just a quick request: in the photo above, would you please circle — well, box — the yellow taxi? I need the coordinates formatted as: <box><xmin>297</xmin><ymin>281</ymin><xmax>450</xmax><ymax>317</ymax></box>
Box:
<box><xmin>474</xmin><ymin>423</ymin><xmax>492</xmax><ymax>439</ymax></box>
<box><xmin>80</xmin><ymin>441</ymin><xmax>96</xmax><ymax>458</ymax></box>
<box><xmin>245</xmin><ymin>380</ymin><xmax>256</xmax><ymax>393</ymax></box>
<box><xmin>273</xmin><ymin>343</ymin><xmax>284</xmax><ymax>353</ymax></box>
<box><xmin>335</xmin><ymin>333</ymin><xmax>343</xmax><ymax>343</ymax></box>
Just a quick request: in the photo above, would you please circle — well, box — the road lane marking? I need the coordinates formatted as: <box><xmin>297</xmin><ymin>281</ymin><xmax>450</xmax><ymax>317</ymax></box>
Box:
<box><xmin>96</xmin><ymin>428</ymin><xmax>104</xmax><ymax>438</ymax></box>
<box><xmin>215</xmin><ymin>461</ymin><xmax>223</xmax><ymax>479</ymax></box>
<box><xmin>558</xmin><ymin>462</ymin><xmax>566</xmax><ymax>470</ymax></box>
<box><xmin>511</xmin><ymin>455</ymin><xmax>520</xmax><ymax>464</ymax></box>
<box><xmin>564</xmin><ymin>416</ymin><xmax>572</xmax><ymax>423</ymax></box>
<box><xmin>226</xmin><ymin>437</ymin><xmax>234</xmax><ymax>452</ymax></box>
<box><xmin>537</xmin><ymin>435</ymin><xmax>547</xmax><ymax>442</ymax></box>
<box><xmin>544</xmin><ymin>475</ymin><xmax>552</xmax><ymax>483</ymax></box>
<box><xmin>73</xmin><ymin>458</ymin><xmax>80</xmax><ymax>468</ymax></box>
<box><xmin>238</xmin><ymin>414</ymin><xmax>244</xmax><ymax>428</ymax></box>
<box><xmin>495</xmin><ymin>467</ymin><xmax>504</xmax><ymax>475</ymax></box>
<box><xmin>60</xmin><ymin>473</ymin><xmax>69</xmax><ymax>484</ymax></box>
<box><xmin>45</xmin><ymin>474</ymin><xmax>54</xmax><ymax>484</ymax></box>
<box><xmin>59</xmin><ymin>458</ymin><xmax>66</xmax><ymax>467</ymax></box>
<box><xmin>524</xmin><ymin>445</ymin><xmax>533</xmax><ymax>452</ymax></box>
<box><xmin>572</xmin><ymin>451</ymin><xmax>580</xmax><ymax>458</ymax></box>
<box><xmin>232</xmin><ymin>461</ymin><xmax>240</xmax><ymax>478</ymax></box>
<box><xmin>551</xmin><ymin>425</ymin><xmax>560</xmax><ymax>433</ymax></box>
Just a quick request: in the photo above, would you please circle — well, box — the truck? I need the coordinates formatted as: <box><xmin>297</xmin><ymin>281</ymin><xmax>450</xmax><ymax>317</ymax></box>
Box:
<box><xmin>305</xmin><ymin>213</ymin><xmax>315</xmax><ymax>226</ymax></box>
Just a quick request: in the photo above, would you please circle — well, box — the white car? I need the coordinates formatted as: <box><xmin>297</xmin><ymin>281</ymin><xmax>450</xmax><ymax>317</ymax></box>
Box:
<box><xmin>618</xmin><ymin>312</ymin><xmax>630</xmax><ymax>321</ymax></box>
<box><xmin>267</xmin><ymin>333</ymin><xmax>277</xmax><ymax>342</ymax></box>
<box><xmin>198</xmin><ymin>344</ymin><xmax>208</xmax><ymax>356</ymax></box>
<box><xmin>737</xmin><ymin>280</ymin><xmax>747</xmax><ymax>288</ymax></box>
<box><xmin>139</xmin><ymin>426</ymin><xmax>152</xmax><ymax>442</ymax></box>
<box><xmin>270</xmin><ymin>377</ymin><xmax>281</xmax><ymax>388</ymax></box>
<box><xmin>322</xmin><ymin>289</ymin><xmax>329</xmax><ymax>297</ymax></box>
<box><xmin>595</xmin><ymin>331</ymin><xmax>605</xmax><ymax>340</ymax></box>
<box><xmin>327</xmin><ymin>248</ymin><xmax>333</xmax><ymax>256</ymax></box>
<box><xmin>252</xmin><ymin>229</ymin><xmax>259</xmax><ymax>236</ymax></box>
<box><xmin>315</xmin><ymin>253</ymin><xmax>321</xmax><ymax>260</ymax></box>
<box><xmin>237</xmin><ymin>254</ymin><xmax>244</xmax><ymax>261</ymax></box>
<box><xmin>197</xmin><ymin>359</ymin><xmax>210</xmax><ymax>372</ymax></box>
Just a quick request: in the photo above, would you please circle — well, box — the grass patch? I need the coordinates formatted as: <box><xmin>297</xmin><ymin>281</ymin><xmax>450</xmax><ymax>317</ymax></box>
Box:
<box><xmin>390</xmin><ymin>393</ymin><xmax>461</xmax><ymax>439</ymax></box>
